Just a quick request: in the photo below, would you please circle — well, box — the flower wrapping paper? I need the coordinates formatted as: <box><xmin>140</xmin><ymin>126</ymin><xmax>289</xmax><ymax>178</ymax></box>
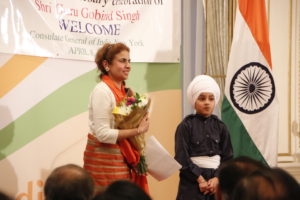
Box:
<box><xmin>113</xmin><ymin>94</ymin><xmax>151</xmax><ymax>174</ymax></box>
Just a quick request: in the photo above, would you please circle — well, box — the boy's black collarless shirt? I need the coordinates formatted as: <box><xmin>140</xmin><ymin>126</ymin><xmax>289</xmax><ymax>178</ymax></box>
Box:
<box><xmin>175</xmin><ymin>113</ymin><xmax>233</xmax><ymax>178</ymax></box>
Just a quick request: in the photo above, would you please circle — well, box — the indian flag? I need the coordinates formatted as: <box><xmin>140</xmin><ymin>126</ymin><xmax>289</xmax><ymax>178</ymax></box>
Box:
<box><xmin>221</xmin><ymin>0</ymin><xmax>279</xmax><ymax>166</ymax></box>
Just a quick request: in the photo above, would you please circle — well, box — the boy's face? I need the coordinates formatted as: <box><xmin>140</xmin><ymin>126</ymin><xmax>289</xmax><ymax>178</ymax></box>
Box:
<box><xmin>195</xmin><ymin>92</ymin><xmax>215</xmax><ymax>117</ymax></box>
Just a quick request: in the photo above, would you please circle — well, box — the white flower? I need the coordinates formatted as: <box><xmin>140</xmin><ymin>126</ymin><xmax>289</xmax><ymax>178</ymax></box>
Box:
<box><xmin>112</xmin><ymin>93</ymin><xmax>149</xmax><ymax>116</ymax></box>
<box><xmin>137</xmin><ymin>95</ymin><xmax>149</xmax><ymax>107</ymax></box>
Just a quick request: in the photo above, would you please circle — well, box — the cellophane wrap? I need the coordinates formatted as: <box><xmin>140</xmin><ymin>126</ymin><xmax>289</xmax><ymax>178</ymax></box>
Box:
<box><xmin>113</xmin><ymin>94</ymin><xmax>151</xmax><ymax>174</ymax></box>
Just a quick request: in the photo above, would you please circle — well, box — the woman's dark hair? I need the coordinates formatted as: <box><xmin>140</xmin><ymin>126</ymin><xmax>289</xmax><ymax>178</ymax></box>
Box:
<box><xmin>231</xmin><ymin>168</ymin><xmax>300</xmax><ymax>200</ymax></box>
<box><xmin>271</xmin><ymin>167</ymin><xmax>300</xmax><ymax>200</ymax></box>
<box><xmin>218</xmin><ymin>156</ymin><xmax>268</xmax><ymax>200</ymax></box>
<box><xmin>95</xmin><ymin>43</ymin><xmax>130</xmax><ymax>78</ymax></box>
<box><xmin>94</xmin><ymin>180</ymin><xmax>151</xmax><ymax>200</ymax></box>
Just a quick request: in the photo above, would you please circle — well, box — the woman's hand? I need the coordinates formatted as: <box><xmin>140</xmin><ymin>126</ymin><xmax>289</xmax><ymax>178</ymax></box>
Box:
<box><xmin>117</xmin><ymin>114</ymin><xmax>149</xmax><ymax>140</ymax></box>
<box><xmin>137</xmin><ymin>114</ymin><xmax>149</xmax><ymax>135</ymax></box>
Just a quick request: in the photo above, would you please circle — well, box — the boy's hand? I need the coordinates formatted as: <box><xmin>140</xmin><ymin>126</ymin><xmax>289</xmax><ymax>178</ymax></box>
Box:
<box><xmin>197</xmin><ymin>176</ymin><xmax>209</xmax><ymax>194</ymax></box>
<box><xmin>199</xmin><ymin>181</ymin><xmax>209</xmax><ymax>194</ymax></box>
<box><xmin>207</xmin><ymin>177</ymin><xmax>219</xmax><ymax>194</ymax></box>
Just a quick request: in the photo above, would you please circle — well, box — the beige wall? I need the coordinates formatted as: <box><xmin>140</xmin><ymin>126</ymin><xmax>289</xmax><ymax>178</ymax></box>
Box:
<box><xmin>146</xmin><ymin>90</ymin><xmax>182</xmax><ymax>200</ymax></box>
<box><xmin>268</xmin><ymin>0</ymin><xmax>300</xmax><ymax>180</ymax></box>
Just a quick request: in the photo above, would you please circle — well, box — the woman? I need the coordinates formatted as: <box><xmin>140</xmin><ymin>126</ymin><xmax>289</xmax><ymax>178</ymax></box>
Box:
<box><xmin>83</xmin><ymin>43</ymin><xmax>149</xmax><ymax>194</ymax></box>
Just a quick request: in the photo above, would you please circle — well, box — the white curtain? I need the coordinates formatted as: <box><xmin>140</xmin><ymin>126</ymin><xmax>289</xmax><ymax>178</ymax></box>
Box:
<box><xmin>181</xmin><ymin>0</ymin><xmax>206</xmax><ymax>117</ymax></box>
<box><xmin>181</xmin><ymin>0</ymin><xmax>234</xmax><ymax>117</ymax></box>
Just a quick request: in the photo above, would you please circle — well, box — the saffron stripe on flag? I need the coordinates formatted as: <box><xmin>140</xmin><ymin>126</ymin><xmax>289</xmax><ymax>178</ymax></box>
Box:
<box><xmin>239</xmin><ymin>0</ymin><xmax>272</xmax><ymax>67</ymax></box>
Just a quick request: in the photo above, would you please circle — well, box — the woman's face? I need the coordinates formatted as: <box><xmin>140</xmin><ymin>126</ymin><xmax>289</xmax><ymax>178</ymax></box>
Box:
<box><xmin>195</xmin><ymin>92</ymin><xmax>215</xmax><ymax>117</ymax></box>
<box><xmin>108</xmin><ymin>50</ymin><xmax>131</xmax><ymax>83</ymax></box>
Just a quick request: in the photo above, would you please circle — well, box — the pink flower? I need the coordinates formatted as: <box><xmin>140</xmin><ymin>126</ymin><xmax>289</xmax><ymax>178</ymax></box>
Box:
<box><xmin>126</xmin><ymin>97</ymin><xmax>136</xmax><ymax>104</ymax></box>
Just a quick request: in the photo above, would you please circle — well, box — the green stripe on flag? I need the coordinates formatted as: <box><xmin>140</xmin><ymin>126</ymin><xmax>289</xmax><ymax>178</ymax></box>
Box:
<box><xmin>0</xmin><ymin>63</ymin><xmax>180</xmax><ymax>160</ymax></box>
<box><xmin>221</xmin><ymin>96</ymin><xmax>268</xmax><ymax>166</ymax></box>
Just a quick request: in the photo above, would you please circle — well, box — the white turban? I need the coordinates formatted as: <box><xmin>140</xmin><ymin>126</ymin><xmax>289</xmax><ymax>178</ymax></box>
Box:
<box><xmin>187</xmin><ymin>75</ymin><xmax>220</xmax><ymax>107</ymax></box>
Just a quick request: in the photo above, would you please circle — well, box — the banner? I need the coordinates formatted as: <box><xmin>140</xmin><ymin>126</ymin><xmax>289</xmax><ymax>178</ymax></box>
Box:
<box><xmin>0</xmin><ymin>0</ymin><xmax>180</xmax><ymax>62</ymax></box>
<box><xmin>221</xmin><ymin>0</ymin><xmax>279</xmax><ymax>166</ymax></box>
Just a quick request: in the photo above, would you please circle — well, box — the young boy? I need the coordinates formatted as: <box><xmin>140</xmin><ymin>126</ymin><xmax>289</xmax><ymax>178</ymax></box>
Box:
<box><xmin>175</xmin><ymin>75</ymin><xmax>233</xmax><ymax>200</ymax></box>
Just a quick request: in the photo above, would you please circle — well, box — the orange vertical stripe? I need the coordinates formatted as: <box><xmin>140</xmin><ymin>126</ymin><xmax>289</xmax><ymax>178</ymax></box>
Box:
<box><xmin>0</xmin><ymin>55</ymin><xmax>47</xmax><ymax>97</ymax></box>
<box><xmin>239</xmin><ymin>0</ymin><xmax>272</xmax><ymax>68</ymax></box>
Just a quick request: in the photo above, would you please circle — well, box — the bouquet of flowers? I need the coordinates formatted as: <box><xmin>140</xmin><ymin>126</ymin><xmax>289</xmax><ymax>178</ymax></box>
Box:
<box><xmin>112</xmin><ymin>93</ymin><xmax>151</xmax><ymax>174</ymax></box>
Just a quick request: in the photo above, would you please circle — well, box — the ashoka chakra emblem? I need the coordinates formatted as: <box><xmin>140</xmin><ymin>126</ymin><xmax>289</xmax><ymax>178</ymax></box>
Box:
<box><xmin>230</xmin><ymin>62</ymin><xmax>275</xmax><ymax>114</ymax></box>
